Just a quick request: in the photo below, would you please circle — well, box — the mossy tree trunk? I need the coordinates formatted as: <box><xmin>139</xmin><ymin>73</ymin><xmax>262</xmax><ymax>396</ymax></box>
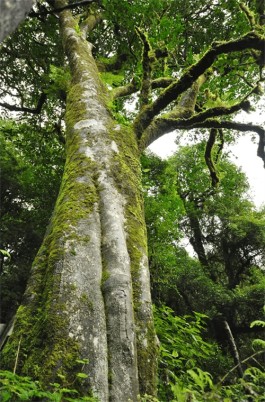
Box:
<box><xmin>1</xmin><ymin>5</ymin><xmax>157</xmax><ymax>402</ymax></box>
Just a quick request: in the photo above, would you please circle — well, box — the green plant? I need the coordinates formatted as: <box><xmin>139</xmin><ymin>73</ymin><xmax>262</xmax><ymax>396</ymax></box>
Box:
<box><xmin>155</xmin><ymin>306</ymin><xmax>265</xmax><ymax>401</ymax></box>
<box><xmin>154</xmin><ymin>305</ymin><xmax>217</xmax><ymax>400</ymax></box>
<box><xmin>0</xmin><ymin>370</ymin><xmax>98</xmax><ymax>401</ymax></box>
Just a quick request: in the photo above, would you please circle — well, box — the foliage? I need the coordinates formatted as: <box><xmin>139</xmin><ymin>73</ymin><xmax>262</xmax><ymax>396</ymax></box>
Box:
<box><xmin>143</xmin><ymin>147</ymin><xmax>265</xmax><ymax>387</ymax></box>
<box><xmin>0</xmin><ymin>120</ymin><xmax>64</xmax><ymax>322</ymax></box>
<box><xmin>0</xmin><ymin>370</ymin><xmax>97</xmax><ymax>401</ymax></box>
<box><xmin>155</xmin><ymin>306</ymin><xmax>265</xmax><ymax>402</ymax></box>
<box><xmin>154</xmin><ymin>305</ymin><xmax>218</xmax><ymax>400</ymax></box>
<box><xmin>141</xmin><ymin>152</ymin><xmax>186</xmax><ymax>304</ymax></box>
<box><xmin>143</xmin><ymin>146</ymin><xmax>265</xmax><ymax>315</ymax></box>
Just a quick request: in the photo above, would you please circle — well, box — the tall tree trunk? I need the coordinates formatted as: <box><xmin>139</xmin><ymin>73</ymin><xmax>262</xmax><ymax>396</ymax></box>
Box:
<box><xmin>0</xmin><ymin>6</ymin><xmax>157</xmax><ymax>402</ymax></box>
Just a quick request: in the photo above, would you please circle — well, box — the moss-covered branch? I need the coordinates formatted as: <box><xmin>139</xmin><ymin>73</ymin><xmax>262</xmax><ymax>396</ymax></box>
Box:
<box><xmin>205</xmin><ymin>129</ymin><xmax>219</xmax><ymax>187</ymax></box>
<box><xmin>239</xmin><ymin>3</ymin><xmax>257</xmax><ymax>28</ymax></box>
<box><xmin>151</xmin><ymin>77</ymin><xmax>175</xmax><ymax>89</ymax></box>
<box><xmin>180</xmin><ymin>99</ymin><xmax>251</xmax><ymax>126</ymax></box>
<box><xmin>112</xmin><ymin>76</ymin><xmax>174</xmax><ymax>100</ymax></box>
<box><xmin>97</xmin><ymin>54</ymin><xmax>129</xmax><ymax>73</ymax></box>
<box><xmin>112</xmin><ymin>78</ymin><xmax>140</xmax><ymax>99</ymax></box>
<box><xmin>140</xmin><ymin>117</ymin><xmax>265</xmax><ymax>166</ymax></box>
<box><xmin>135</xmin><ymin>27</ymin><xmax>153</xmax><ymax>109</ymax></box>
<box><xmin>215</xmin><ymin>129</ymin><xmax>224</xmax><ymax>164</ymax></box>
<box><xmin>134</xmin><ymin>31</ymin><xmax>265</xmax><ymax>138</ymax></box>
<box><xmin>169</xmin><ymin>74</ymin><xmax>206</xmax><ymax>119</ymax></box>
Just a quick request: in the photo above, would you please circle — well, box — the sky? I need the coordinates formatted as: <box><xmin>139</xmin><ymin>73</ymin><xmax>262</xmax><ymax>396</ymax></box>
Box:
<box><xmin>149</xmin><ymin>127</ymin><xmax>265</xmax><ymax>209</ymax></box>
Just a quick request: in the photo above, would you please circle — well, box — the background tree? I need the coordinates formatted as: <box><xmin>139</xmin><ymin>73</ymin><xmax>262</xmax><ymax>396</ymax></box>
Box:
<box><xmin>143</xmin><ymin>145</ymin><xmax>265</xmax><ymax>378</ymax></box>
<box><xmin>0</xmin><ymin>120</ymin><xmax>64</xmax><ymax>323</ymax></box>
<box><xmin>0</xmin><ymin>0</ymin><xmax>264</xmax><ymax>401</ymax></box>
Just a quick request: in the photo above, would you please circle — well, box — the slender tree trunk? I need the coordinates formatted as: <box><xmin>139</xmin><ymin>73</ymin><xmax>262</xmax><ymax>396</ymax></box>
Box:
<box><xmin>223</xmin><ymin>320</ymin><xmax>244</xmax><ymax>378</ymax></box>
<box><xmin>0</xmin><ymin>5</ymin><xmax>157</xmax><ymax>402</ymax></box>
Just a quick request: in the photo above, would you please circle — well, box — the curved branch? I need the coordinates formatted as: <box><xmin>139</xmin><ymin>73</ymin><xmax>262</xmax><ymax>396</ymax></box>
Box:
<box><xmin>187</xmin><ymin>99</ymin><xmax>252</xmax><ymax>125</ymax></box>
<box><xmin>215</xmin><ymin>129</ymin><xmax>224</xmax><ymax>163</ymax></box>
<box><xmin>140</xmin><ymin>116</ymin><xmax>265</xmax><ymax>166</ymax></box>
<box><xmin>134</xmin><ymin>31</ymin><xmax>265</xmax><ymax>137</ymax></box>
<box><xmin>0</xmin><ymin>92</ymin><xmax>47</xmax><ymax>114</ymax></box>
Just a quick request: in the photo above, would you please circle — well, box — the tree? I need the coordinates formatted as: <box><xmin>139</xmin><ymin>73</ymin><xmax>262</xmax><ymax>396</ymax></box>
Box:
<box><xmin>143</xmin><ymin>145</ymin><xmax>265</xmax><ymax>379</ymax></box>
<box><xmin>0</xmin><ymin>1</ymin><xmax>265</xmax><ymax>401</ymax></box>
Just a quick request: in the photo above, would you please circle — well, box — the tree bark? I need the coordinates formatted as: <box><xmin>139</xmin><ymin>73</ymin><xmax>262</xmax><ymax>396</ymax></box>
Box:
<box><xmin>0</xmin><ymin>0</ymin><xmax>33</xmax><ymax>42</ymax></box>
<box><xmin>0</xmin><ymin>5</ymin><xmax>157</xmax><ymax>402</ymax></box>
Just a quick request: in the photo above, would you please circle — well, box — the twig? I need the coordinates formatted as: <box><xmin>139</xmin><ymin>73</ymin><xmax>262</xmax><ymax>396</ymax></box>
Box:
<box><xmin>219</xmin><ymin>349</ymin><xmax>265</xmax><ymax>384</ymax></box>
<box><xmin>13</xmin><ymin>336</ymin><xmax>22</xmax><ymax>374</ymax></box>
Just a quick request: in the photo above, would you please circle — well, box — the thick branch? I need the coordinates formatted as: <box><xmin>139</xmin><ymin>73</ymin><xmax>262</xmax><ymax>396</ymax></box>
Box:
<box><xmin>151</xmin><ymin>77</ymin><xmax>175</xmax><ymax>89</ymax></box>
<box><xmin>134</xmin><ymin>31</ymin><xmax>265</xmax><ymax>137</ymax></box>
<box><xmin>97</xmin><ymin>54</ymin><xmax>129</xmax><ymax>73</ymax></box>
<box><xmin>0</xmin><ymin>92</ymin><xmax>47</xmax><ymax>114</ymax></box>
<box><xmin>170</xmin><ymin>74</ymin><xmax>206</xmax><ymax>119</ymax></box>
<box><xmin>140</xmin><ymin>117</ymin><xmax>265</xmax><ymax>166</ymax></box>
<box><xmin>112</xmin><ymin>76</ymin><xmax>174</xmax><ymax>100</ymax></box>
<box><xmin>186</xmin><ymin>99</ymin><xmax>251</xmax><ymax>125</ymax></box>
<box><xmin>215</xmin><ymin>129</ymin><xmax>224</xmax><ymax>163</ymax></box>
<box><xmin>112</xmin><ymin>79</ymin><xmax>140</xmax><ymax>99</ymax></box>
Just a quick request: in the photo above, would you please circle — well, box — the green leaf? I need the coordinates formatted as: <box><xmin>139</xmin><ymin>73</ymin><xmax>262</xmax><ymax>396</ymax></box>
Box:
<box><xmin>250</xmin><ymin>320</ymin><xmax>265</xmax><ymax>328</ymax></box>
<box><xmin>76</xmin><ymin>373</ymin><xmax>89</xmax><ymax>379</ymax></box>
<box><xmin>0</xmin><ymin>249</ymin><xmax>11</xmax><ymax>258</ymax></box>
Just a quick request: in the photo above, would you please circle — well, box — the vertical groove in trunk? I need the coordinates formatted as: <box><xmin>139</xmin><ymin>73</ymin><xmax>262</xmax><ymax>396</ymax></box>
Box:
<box><xmin>100</xmin><ymin>177</ymin><xmax>139</xmax><ymax>402</ymax></box>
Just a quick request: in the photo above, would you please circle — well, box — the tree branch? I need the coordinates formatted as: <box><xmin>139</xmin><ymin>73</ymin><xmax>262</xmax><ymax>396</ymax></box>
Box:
<box><xmin>28</xmin><ymin>0</ymin><xmax>97</xmax><ymax>18</ymax></box>
<box><xmin>140</xmin><ymin>117</ymin><xmax>265</xmax><ymax>166</ymax></box>
<box><xmin>112</xmin><ymin>78</ymin><xmax>140</xmax><ymax>99</ymax></box>
<box><xmin>0</xmin><ymin>92</ymin><xmax>47</xmax><ymax>114</ymax></box>
<box><xmin>134</xmin><ymin>31</ymin><xmax>265</xmax><ymax>137</ymax></box>
<box><xmin>112</xmin><ymin>76</ymin><xmax>173</xmax><ymax>100</ymax></box>
<box><xmin>135</xmin><ymin>27</ymin><xmax>153</xmax><ymax>110</ymax></box>
<box><xmin>205</xmin><ymin>129</ymin><xmax>219</xmax><ymax>187</ymax></box>
<box><xmin>151</xmin><ymin>77</ymin><xmax>175</xmax><ymax>89</ymax></box>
